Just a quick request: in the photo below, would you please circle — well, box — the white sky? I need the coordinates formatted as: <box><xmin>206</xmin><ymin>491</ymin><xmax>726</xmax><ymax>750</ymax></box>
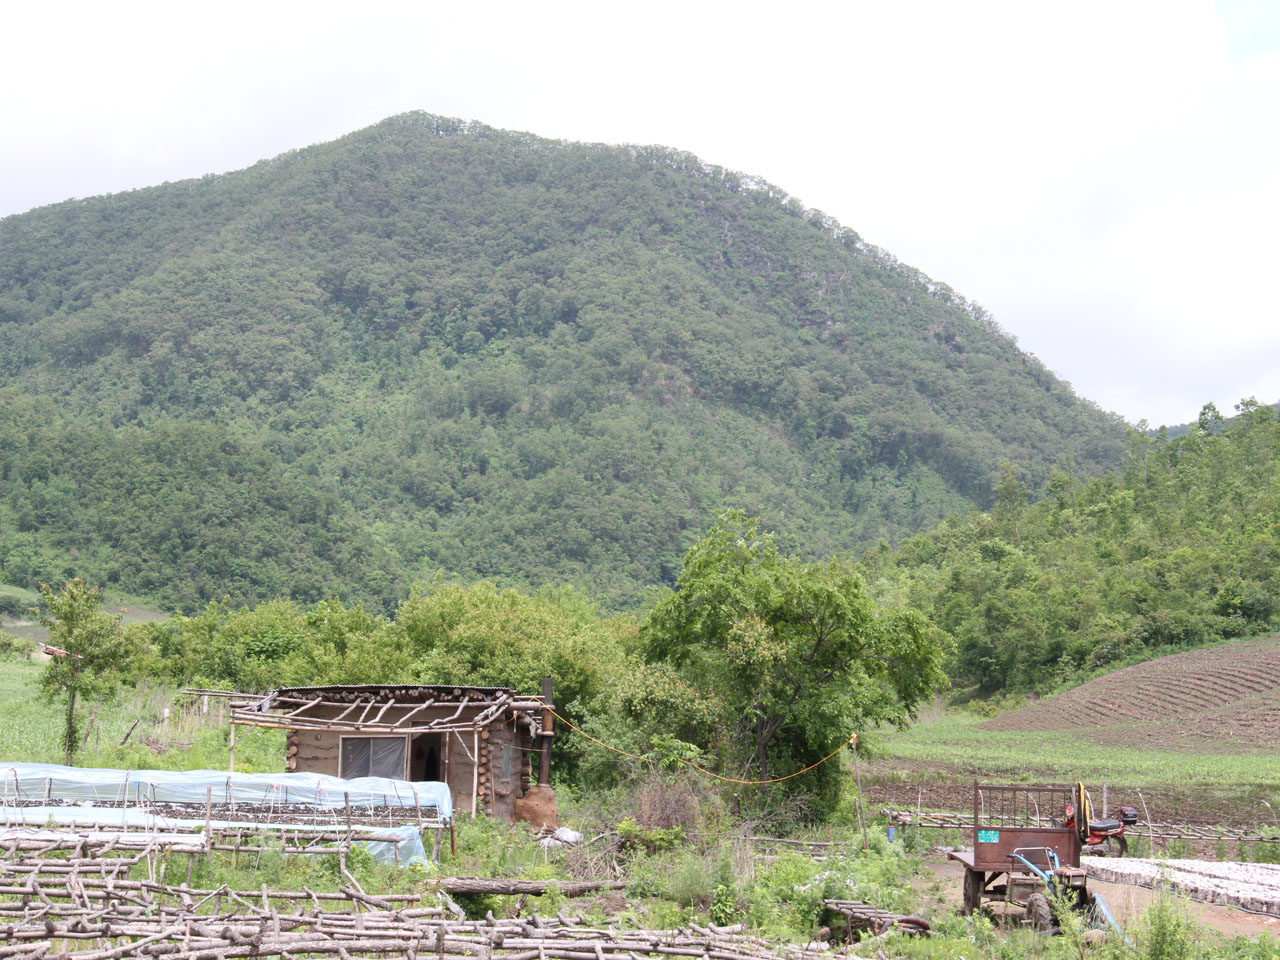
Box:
<box><xmin>3</xmin><ymin>0</ymin><xmax>1278</xmax><ymax>427</ymax></box>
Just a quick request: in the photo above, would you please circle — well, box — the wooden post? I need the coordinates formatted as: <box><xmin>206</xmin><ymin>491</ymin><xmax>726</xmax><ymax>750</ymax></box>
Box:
<box><xmin>80</xmin><ymin>711</ymin><xmax>97</xmax><ymax>750</ymax></box>
<box><xmin>538</xmin><ymin>675</ymin><xmax>554</xmax><ymax>787</ymax></box>
<box><xmin>851</xmin><ymin>733</ymin><xmax>868</xmax><ymax>851</ymax></box>
<box><xmin>228</xmin><ymin>723</ymin><xmax>236</xmax><ymax>774</ymax></box>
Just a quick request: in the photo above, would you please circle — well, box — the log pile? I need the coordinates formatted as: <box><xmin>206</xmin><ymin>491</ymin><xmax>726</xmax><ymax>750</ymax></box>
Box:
<box><xmin>0</xmin><ymin>882</ymin><xmax>850</xmax><ymax>960</ymax></box>
<box><xmin>0</xmin><ymin>875</ymin><xmax>620</xmax><ymax>920</ymax></box>
<box><xmin>0</xmin><ymin>878</ymin><xmax>442</xmax><ymax>919</ymax></box>
<box><xmin>882</xmin><ymin>808</ymin><xmax>1280</xmax><ymax>845</ymax></box>
<box><xmin>477</xmin><ymin>728</ymin><xmax>492</xmax><ymax>815</ymax></box>
<box><xmin>0</xmin><ymin>822</ymin><xmax>427</xmax><ymax>885</ymax></box>
<box><xmin>822</xmin><ymin>899</ymin><xmax>931</xmax><ymax>938</ymax></box>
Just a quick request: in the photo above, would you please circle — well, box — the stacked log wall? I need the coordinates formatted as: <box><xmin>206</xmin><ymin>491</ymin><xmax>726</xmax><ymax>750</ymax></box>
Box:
<box><xmin>282</xmin><ymin>700</ymin><xmax>526</xmax><ymax>821</ymax></box>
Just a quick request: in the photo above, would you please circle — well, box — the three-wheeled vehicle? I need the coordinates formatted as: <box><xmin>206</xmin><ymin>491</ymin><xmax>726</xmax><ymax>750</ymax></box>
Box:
<box><xmin>948</xmin><ymin>782</ymin><xmax>1123</xmax><ymax>934</ymax></box>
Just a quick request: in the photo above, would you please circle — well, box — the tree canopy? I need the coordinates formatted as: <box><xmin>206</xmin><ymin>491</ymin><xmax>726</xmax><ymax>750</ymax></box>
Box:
<box><xmin>36</xmin><ymin>578</ymin><xmax>126</xmax><ymax>763</ymax></box>
<box><xmin>860</xmin><ymin>399</ymin><xmax>1280</xmax><ymax>694</ymax></box>
<box><xmin>642</xmin><ymin>511</ymin><xmax>949</xmax><ymax>805</ymax></box>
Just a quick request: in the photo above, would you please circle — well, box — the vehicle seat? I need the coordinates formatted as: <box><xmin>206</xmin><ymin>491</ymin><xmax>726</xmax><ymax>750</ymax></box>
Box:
<box><xmin>1088</xmin><ymin>819</ymin><xmax>1123</xmax><ymax>833</ymax></box>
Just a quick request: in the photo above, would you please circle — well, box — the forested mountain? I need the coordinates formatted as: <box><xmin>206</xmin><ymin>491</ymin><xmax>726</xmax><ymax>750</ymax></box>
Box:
<box><xmin>0</xmin><ymin>113</ymin><xmax>1127</xmax><ymax>612</ymax></box>
<box><xmin>859</xmin><ymin>400</ymin><xmax>1280</xmax><ymax>694</ymax></box>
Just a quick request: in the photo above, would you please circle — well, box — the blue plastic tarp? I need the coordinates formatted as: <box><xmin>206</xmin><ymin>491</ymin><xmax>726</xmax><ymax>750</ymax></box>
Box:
<box><xmin>0</xmin><ymin>762</ymin><xmax>452</xmax><ymax>820</ymax></box>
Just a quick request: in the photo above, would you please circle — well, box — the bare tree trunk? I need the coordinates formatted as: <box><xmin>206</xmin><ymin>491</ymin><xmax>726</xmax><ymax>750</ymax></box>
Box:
<box><xmin>64</xmin><ymin>688</ymin><xmax>78</xmax><ymax>765</ymax></box>
<box><xmin>755</xmin><ymin>718</ymin><xmax>768</xmax><ymax>781</ymax></box>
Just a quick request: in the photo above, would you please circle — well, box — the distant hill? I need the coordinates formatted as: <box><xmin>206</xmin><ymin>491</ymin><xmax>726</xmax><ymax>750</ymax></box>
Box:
<box><xmin>0</xmin><ymin>113</ymin><xmax>1128</xmax><ymax>612</ymax></box>
<box><xmin>1148</xmin><ymin>401</ymin><xmax>1280</xmax><ymax>440</ymax></box>
<box><xmin>858</xmin><ymin>400</ymin><xmax>1280</xmax><ymax>693</ymax></box>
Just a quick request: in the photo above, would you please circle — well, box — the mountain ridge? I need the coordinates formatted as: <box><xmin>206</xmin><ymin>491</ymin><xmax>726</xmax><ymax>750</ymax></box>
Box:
<box><xmin>0</xmin><ymin>112</ymin><xmax>1128</xmax><ymax>611</ymax></box>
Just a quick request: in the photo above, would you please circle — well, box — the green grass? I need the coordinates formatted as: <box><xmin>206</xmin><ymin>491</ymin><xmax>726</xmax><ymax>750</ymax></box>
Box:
<box><xmin>0</xmin><ymin>657</ymin><xmax>281</xmax><ymax>771</ymax></box>
<box><xmin>0</xmin><ymin>586</ymin><xmax>170</xmax><ymax>647</ymax></box>
<box><xmin>875</xmin><ymin>712</ymin><xmax>1280</xmax><ymax>798</ymax></box>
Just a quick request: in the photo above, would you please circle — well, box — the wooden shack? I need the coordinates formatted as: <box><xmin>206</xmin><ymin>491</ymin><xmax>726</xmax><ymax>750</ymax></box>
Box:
<box><xmin>230</xmin><ymin>682</ymin><xmax>554</xmax><ymax>823</ymax></box>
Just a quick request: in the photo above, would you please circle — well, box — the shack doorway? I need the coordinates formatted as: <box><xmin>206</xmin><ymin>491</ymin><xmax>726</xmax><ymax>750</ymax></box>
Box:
<box><xmin>410</xmin><ymin>733</ymin><xmax>444</xmax><ymax>782</ymax></box>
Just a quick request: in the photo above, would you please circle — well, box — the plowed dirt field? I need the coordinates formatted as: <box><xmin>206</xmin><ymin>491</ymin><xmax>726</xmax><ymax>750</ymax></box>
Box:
<box><xmin>866</xmin><ymin>637</ymin><xmax>1280</xmax><ymax>827</ymax></box>
<box><xmin>982</xmin><ymin>636</ymin><xmax>1280</xmax><ymax>752</ymax></box>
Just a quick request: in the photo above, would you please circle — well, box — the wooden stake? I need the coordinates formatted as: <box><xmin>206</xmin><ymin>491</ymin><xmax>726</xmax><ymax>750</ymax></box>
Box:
<box><xmin>80</xmin><ymin>711</ymin><xmax>98</xmax><ymax>750</ymax></box>
<box><xmin>851</xmin><ymin>734</ymin><xmax>868</xmax><ymax>852</ymax></box>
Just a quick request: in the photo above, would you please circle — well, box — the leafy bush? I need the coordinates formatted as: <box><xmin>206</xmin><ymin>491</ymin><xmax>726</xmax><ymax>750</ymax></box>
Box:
<box><xmin>0</xmin><ymin>631</ymin><xmax>32</xmax><ymax>660</ymax></box>
<box><xmin>617</xmin><ymin>817</ymin><xmax>685</xmax><ymax>854</ymax></box>
<box><xmin>0</xmin><ymin>592</ymin><xmax>31</xmax><ymax>617</ymax></box>
<box><xmin>1137</xmin><ymin>893</ymin><xmax>1202</xmax><ymax>960</ymax></box>
<box><xmin>741</xmin><ymin>847</ymin><xmax>916</xmax><ymax>940</ymax></box>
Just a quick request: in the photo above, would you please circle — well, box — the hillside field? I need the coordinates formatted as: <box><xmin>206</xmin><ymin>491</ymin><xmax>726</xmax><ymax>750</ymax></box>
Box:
<box><xmin>864</xmin><ymin>636</ymin><xmax>1280</xmax><ymax>828</ymax></box>
<box><xmin>984</xmin><ymin>636</ymin><xmax>1280</xmax><ymax>750</ymax></box>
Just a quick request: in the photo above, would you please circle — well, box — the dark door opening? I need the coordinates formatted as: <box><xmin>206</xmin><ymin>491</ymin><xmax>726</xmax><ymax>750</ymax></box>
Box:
<box><xmin>410</xmin><ymin>733</ymin><xmax>444</xmax><ymax>782</ymax></box>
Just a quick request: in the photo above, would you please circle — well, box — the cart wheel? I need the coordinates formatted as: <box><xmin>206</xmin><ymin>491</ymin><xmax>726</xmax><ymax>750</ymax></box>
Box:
<box><xmin>962</xmin><ymin>868</ymin><xmax>983</xmax><ymax>915</ymax></box>
<box><xmin>1026</xmin><ymin>892</ymin><xmax>1053</xmax><ymax>932</ymax></box>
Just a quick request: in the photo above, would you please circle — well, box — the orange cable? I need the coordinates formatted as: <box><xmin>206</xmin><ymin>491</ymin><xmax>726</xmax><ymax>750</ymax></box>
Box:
<box><xmin>547</xmin><ymin>707</ymin><xmax>854</xmax><ymax>786</ymax></box>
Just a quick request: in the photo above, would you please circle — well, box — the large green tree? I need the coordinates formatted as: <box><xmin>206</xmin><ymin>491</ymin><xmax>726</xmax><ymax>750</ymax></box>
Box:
<box><xmin>642</xmin><ymin>512</ymin><xmax>949</xmax><ymax>794</ymax></box>
<box><xmin>36</xmin><ymin>579</ymin><xmax>126</xmax><ymax>764</ymax></box>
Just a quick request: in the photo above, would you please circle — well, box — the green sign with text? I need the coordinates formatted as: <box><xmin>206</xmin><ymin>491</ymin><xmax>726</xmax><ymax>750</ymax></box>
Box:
<box><xmin>977</xmin><ymin>829</ymin><xmax>1000</xmax><ymax>844</ymax></box>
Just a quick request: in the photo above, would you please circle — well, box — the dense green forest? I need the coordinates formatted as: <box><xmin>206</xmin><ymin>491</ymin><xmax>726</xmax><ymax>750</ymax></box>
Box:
<box><xmin>7</xmin><ymin>512</ymin><xmax>946</xmax><ymax>815</ymax></box>
<box><xmin>0</xmin><ymin>113</ymin><xmax>1126</xmax><ymax>612</ymax></box>
<box><xmin>857</xmin><ymin>399</ymin><xmax>1280</xmax><ymax>694</ymax></box>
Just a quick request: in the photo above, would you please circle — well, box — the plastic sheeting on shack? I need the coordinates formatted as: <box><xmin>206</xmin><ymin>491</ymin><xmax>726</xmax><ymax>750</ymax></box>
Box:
<box><xmin>0</xmin><ymin>762</ymin><xmax>452</xmax><ymax>819</ymax></box>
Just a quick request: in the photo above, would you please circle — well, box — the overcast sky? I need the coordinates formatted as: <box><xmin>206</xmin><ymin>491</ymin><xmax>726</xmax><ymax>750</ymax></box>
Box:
<box><xmin>3</xmin><ymin>0</ymin><xmax>1277</xmax><ymax>427</ymax></box>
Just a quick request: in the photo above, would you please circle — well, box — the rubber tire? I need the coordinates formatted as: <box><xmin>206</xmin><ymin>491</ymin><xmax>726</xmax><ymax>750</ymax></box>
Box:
<box><xmin>962</xmin><ymin>868</ymin><xmax>983</xmax><ymax>915</ymax></box>
<box><xmin>1107</xmin><ymin>834</ymin><xmax>1128</xmax><ymax>857</ymax></box>
<box><xmin>1026</xmin><ymin>892</ymin><xmax>1053</xmax><ymax>932</ymax></box>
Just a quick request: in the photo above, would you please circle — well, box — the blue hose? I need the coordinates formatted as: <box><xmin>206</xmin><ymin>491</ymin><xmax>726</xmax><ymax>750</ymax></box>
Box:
<box><xmin>1090</xmin><ymin>892</ymin><xmax>1131</xmax><ymax>945</ymax></box>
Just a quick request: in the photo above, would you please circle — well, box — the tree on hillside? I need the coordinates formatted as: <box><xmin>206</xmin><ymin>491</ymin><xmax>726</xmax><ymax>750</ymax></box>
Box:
<box><xmin>642</xmin><ymin>511</ymin><xmax>948</xmax><ymax>803</ymax></box>
<box><xmin>395</xmin><ymin>580</ymin><xmax>628</xmax><ymax>777</ymax></box>
<box><xmin>36</xmin><ymin>579</ymin><xmax>126</xmax><ymax>764</ymax></box>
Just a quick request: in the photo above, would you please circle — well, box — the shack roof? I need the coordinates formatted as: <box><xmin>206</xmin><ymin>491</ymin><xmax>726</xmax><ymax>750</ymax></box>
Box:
<box><xmin>228</xmin><ymin>682</ymin><xmax>545</xmax><ymax>736</ymax></box>
<box><xmin>275</xmin><ymin>684</ymin><xmax>517</xmax><ymax>703</ymax></box>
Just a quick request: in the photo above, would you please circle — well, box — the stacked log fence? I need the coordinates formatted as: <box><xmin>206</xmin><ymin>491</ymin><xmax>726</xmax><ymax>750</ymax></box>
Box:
<box><xmin>881</xmin><ymin>809</ymin><xmax>1280</xmax><ymax>847</ymax></box>
<box><xmin>0</xmin><ymin>878</ymin><xmax>841</xmax><ymax>960</ymax></box>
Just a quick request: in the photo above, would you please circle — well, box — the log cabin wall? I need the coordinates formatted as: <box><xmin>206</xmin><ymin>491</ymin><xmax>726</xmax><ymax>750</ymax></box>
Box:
<box><xmin>278</xmin><ymin>693</ymin><xmax>532</xmax><ymax>821</ymax></box>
